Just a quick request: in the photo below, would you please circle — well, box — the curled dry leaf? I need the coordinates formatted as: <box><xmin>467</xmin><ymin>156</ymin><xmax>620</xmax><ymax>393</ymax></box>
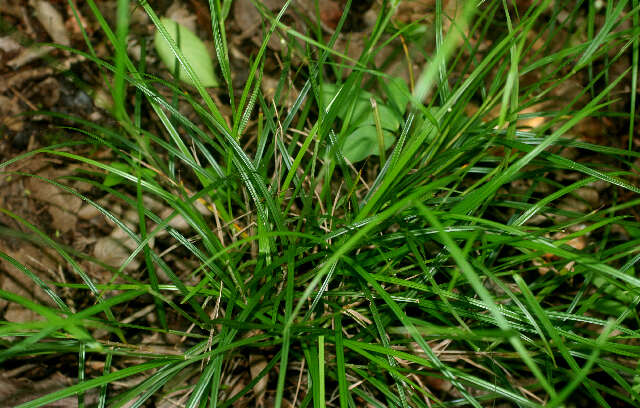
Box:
<box><xmin>8</xmin><ymin>0</ymin><xmax>71</xmax><ymax>68</ymax></box>
<box><xmin>93</xmin><ymin>208</ymin><xmax>155</xmax><ymax>274</ymax></box>
<box><xmin>77</xmin><ymin>203</ymin><xmax>100</xmax><ymax>220</ymax></box>
<box><xmin>0</xmin><ymin>36</ymin><xmax>21</xmax><ymax>53</ymax></box>
<box><xmin>1</xmin><ymin>370</ymin><xmax>99</xmax><ymax>406</ymax></box>
<box><xmin>7</xmin><ymin>45</ymin><xmax>55</xmax><ymax>69</ymax></box>
<box><xmin>249</xmin><ymin>353</ymin><xmax>268</xmax><ymax>406</ymax></box>
<box><xmin>93</xmin><ymin>230</ymin><xmax>141</xmax><ymax>273</ymax></box>
<box><xmin>0</xmin><ymin>66</ymin><xmax>54</xmax><ymax>92</ymax></box>
<box><xmin>26</xmin><ymin>178</ymin><xmax>82</xmax><ymax>233</ymax></box>
<box><xmin>31</xmin><ymin>0</ymin><xmax>71</xmax><ymax>46</ymax></box>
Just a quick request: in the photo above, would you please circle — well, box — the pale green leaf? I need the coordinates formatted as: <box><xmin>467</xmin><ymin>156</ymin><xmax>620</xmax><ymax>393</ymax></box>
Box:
<box><xmin>383</xmin><ymin>76</ymin><xmax>411</xmax><ymax>115</ymax></box>
<box><xmin>356</xmin><ymin>103</ymin><xmax>401</xmax><ymax>131</ymax></box>
<box><xmin>103</xmin><ymin>162</ymin><xmax>130</xmax><ymax>187</ymax></box>
<box><xmin>343</xmin><ymin>125</ymin><xmax>395</xmax><ymax>163</ymax></box>
<box><xmin>322</xmin><ymin>83</ymin><xmax>402</xmax><ymax>130</ymax></box>
<box><xmin>154</xmin><ymin>18</ymin><xmax>219</xmax><ymax>87</ymax></box>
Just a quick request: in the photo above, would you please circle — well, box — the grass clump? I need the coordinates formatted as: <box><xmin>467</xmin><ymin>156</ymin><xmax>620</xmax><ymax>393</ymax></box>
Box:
<box><xmin>1</xmin><ymin>0</ymin><xmax>640</xmax><ymax>407</ymax></box>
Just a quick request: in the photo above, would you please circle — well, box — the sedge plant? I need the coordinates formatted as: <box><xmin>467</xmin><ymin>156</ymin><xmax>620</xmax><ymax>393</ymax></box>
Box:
<box><xmin>1</xmin><ymin>0</ymin><xmax>640</xmax><ymax>407</ymax></box>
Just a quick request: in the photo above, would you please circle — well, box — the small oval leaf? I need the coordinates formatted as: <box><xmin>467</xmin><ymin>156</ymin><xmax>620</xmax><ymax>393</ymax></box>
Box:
<box><xmin>154</xmin><ymin>18</ymin><xmax>219</xmax><ymax>87</ymax></box>
<box><xmin>321</xmin><ymin>83</ymin><xmax>402</xmax><ymax>130</ymax></box>
<box><xmin>383</xmin><ymin>76</ymin><xmax>410</xmax><ymax>115</ymax></box>
<box><xmin>342</xmin><ymin>125</ymin><xmax>395</xmax><ymax>163</ymax></box>
<box><xmin>103</xmin><ymin>162</ymin><xmax>129</xmax><ymax>187</ymax></box>
<box><xmin>357</xmin><ymin>103</ymin><xmax>401</xmax><ymax>131</ymax></box>
<box><xmin>321</xmin><ymin>83</ymin><xmax>373</xmax><ymax>121</ymax></box>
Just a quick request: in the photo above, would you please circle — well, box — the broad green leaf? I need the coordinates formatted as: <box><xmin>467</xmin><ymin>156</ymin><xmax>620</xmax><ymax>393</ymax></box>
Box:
<box><xmin>321</xmin><ymin>83</ymin><xmax>371</xmax><ymax>120</ymax></box>
<box><xmin>382</xmin><ymin>76</ymin><xmax>411</xmax><ymax>115</ymax></box>
<box><xmin>342</xmin><ymin>125</ymin><xmax>395</xmax><ymax>163</ymax></box>
<box><xmin>322</xmin><ymin>82</ymin><xmax>402</xmax><ymax>163</ymax></box>
<box><xmin>356</xmin><ymin>102</ymin><xmax>401</xmax><ymax>131</ymax></box>
<box><xmin>321</xmin><ymin>83</ymin><xmax>400</xmax><ymax>130</ymax></box>
<box><xmin>103</xmin><ymin>162</ymin><xmax>130</xmax><ymax>187</ymax></box>
<box><xmin>154</xmin><ymin>18</ymin><xmax>219</xmax><ymax>87</ymax></box>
